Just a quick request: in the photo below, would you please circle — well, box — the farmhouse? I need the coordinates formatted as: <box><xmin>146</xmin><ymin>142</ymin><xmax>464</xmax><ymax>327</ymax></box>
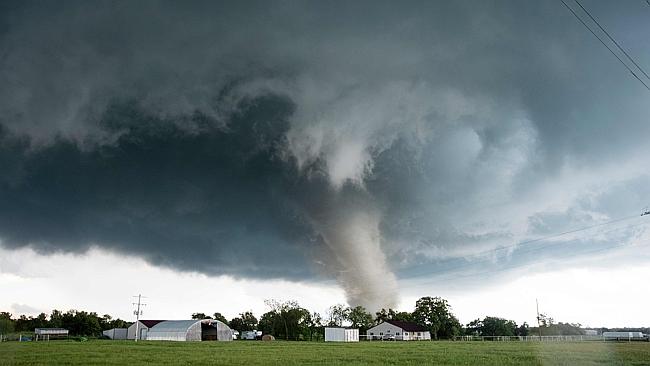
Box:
<box><xmin>146</xmin><ymin>319</ymin><xmax>233</xmax><ymax>341</ymax></box>
<box><xmin>324</xmin><ymin>327</ymin><xmax>359</xmax><ymax>342</ymax></box>
<box><xmin>366</xmin><ymin>320</ymin><xmax>431</xmax><ymax>341</ymax></box>
<box><xmin>127</xmin><ymin>320</ymin><xmax>164</xmax><ymax>340</ymax></box>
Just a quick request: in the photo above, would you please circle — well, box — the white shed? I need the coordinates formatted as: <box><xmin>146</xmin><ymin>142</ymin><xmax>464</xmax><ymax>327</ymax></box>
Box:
<box><xmin>146</xmin><ymin>319</ymin><xmax>233</xmax><ymax>341</ymax></box>
<box><xmin>127</xmin><ymin>320</ymin><xmax>164</xmax><ymax>340</ymax></box>
<box><xmin>325</xmin><ymin>327</ymin><xmax>359</xmax><ymax>342</ymax></box>
<box><xmin>103</xmin><ymin>328</ymin><xmax>128</xmax><ymax>340</ymax></box>
<box><xmin>366</xmin><ymin>320</ymin><xmax>431</xmax><ymax>341</ymax></box>
<box><xmin>34</xmin><ymin>328</ymin><xmax>69</xmax><ymax>341</ymax></box>
<box><xmin>603</xmin><ymin>331</ymin><xmax>644</xmax><ymax>339</ymax></box>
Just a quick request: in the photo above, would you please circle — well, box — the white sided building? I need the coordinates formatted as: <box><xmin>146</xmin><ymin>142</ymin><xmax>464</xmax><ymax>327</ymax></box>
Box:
<box><xmin>325</xmin><ymin>327</ymin><xmax>359</xmax><ymax>342</ymax></box>
<box><xmin>367</xmin><ymin>320</ymin><xmax>431</xmax><ymax>341</ymax></box>
<box><xmin>602</xmin><ymin>331</ymin><xmax>644</xmax><ymax>339</ymax></box>
<box><xmin>127</xmin><ymin>320</ymin><xmax>165</xmax><ymax>340</ymax></box>
<box><xmin>103</xmin><ymin>328</ymin><xmax>128</xmax><ymax>340</ymax></box>
<box><xmin>146</xmin><ymin>319</ymin><xmax>233</xmax><ymax>341</ymax></box>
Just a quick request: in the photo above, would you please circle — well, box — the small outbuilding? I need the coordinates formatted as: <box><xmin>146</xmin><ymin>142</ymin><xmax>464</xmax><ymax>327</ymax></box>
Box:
<box><xmin>34</xmin><ymin>328</ymin><xmax>69</xmax><ymax>341</ymax></box>
<box><xmin>325</xmin><ymin>327</ymin><xmax>359</xmax><ymax>342</ymax></box>
<box><xmin>103</xmin><ymin>328</ymin><xmax>128</xmax><ymax>340</ymax></box>
<box><xmin>127</xmin><ymin>320</ymin><xmax>165</xmax><ymax>340</ymax></box>
<box><xmin>241</xmin><ymin>330</ymin><xmax>262</xmax><ymax>340</ymax></box>
<box><xmin>146</xmin><ymin>319</ymin><xmax>233</xmax><ymax>341</ymax></box>
<box><xmin>366</xmin><ymin>320</ymin><xmax>431</xmax><ymax>341</ymax></box>
<box><xmin>603</xmin><ymin>331</ymin><xmax>645</xmax><ymax>340</ymax></box>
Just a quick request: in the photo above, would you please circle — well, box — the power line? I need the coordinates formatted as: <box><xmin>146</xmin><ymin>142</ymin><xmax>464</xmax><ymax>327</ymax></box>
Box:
<box><xmin>573</xmin><ymin>0</ymin><xmax>650</xmax><ymax>81</ymax></box>
<box><xmin>451</xmin><ymin>238</ymin><xmax>648</xmax><ymax>281</ymax></box>
<box><xmin>473</xmin><ymin>214</ymin><xmax>639</xmax><ymax>256</ymax></box>
<box><xmin>401</xmin><ymin>212</ymin><xmax>650</xmax><ymax>288</ymax></box>
<box><xmin>409</xmin><ymin>213</ymin><xmax>641</xmax><ymax>274</ymax></box>
<box><xmin>501</xmin><ymin>220</ymin><xmax>649</xmax><ymax>258</ymax></box>
<box><xmin>406</xmin><ymin>237</ymin><xmax>650</xmax><ymax>289</ymax></box>
<box><xmin>560</xmin><ymin>0</ymin><xmax>650</xmax><ymax>91</ymax></box>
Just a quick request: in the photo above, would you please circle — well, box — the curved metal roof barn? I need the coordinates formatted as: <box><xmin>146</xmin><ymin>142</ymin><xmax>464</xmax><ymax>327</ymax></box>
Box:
<box><xmin>146</xmin><ymin>319</ymin><xmax>233</xmax><ymax>341</ymax></box>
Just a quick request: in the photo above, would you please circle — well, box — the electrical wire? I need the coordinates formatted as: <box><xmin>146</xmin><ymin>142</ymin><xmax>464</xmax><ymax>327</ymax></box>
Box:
<box><xmin>560</xmin><ymin>0</ymin><xmax>650</xmax><ymax>91</ymax></box>
<box><xmin>574</xmin><ymin>0</ymin><xmax>650</xmax><ymax>81</ymax></box>
<box><xmin>404</xmin><ymin>234</ymin><xmax>650</xmax><ymax>290</ymax></box>
<box><xmin>407</xmin><ymin>214</ymin><xmax>641</xmax><ymax>274</ymax></box>
<box><xmin>405</xmin><ymin>217</ymin><xmax>648</xmax><ymax>281</ymax></box>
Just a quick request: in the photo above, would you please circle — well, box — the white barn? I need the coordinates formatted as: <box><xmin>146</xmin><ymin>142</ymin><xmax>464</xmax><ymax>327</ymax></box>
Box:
<box><xmin>366</xmin><ymin>320</ymin><xmax>431</xmax><ymax>341</ymax></box>
<box><xmin>127</xmin><ymin>320</ymin><xmax>165</xmax><ymax>340</ymax></box>
<box><xmin>325</xmin><ymin>327</ymin><xmax>359</xmax><ymax>342</ymax></box>
<box><xmin>146</xmin><ymin>319</ymin><xmax>233</xmax><ymax>341</ymax></box>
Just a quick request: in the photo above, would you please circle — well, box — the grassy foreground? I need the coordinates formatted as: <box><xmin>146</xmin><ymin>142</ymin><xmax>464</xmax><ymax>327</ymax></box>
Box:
<box><xmin>1</xmin><ymin>340</ymin><xmax>649</xmax><ymax>366</ymax></box>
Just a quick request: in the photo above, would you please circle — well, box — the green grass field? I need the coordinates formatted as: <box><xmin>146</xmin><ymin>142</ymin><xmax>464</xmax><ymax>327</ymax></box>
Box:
<box><xmin>1</xmin><ymin>340</ymin><xmax>649</xmax><ymax>365</ymax></box>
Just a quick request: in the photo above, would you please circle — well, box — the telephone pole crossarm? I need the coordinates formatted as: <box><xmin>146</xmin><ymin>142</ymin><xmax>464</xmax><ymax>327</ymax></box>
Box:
<box><xmin>132</xmin><ymin>294</ymin><xmax>147</xmax><ymax>342</ymax></box>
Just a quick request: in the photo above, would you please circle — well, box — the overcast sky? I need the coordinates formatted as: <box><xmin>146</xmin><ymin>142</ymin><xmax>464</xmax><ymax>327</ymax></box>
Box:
<box><xmin>1</xmin><ymin>0</ymin><xmax>649</xmax><ymax>327</ymax></box>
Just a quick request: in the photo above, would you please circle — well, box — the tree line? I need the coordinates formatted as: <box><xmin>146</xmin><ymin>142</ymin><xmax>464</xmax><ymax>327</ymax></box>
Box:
<box><xmin>3</xmin><ymin>296</ymin><xmax>639</xmax><ymax>339</ymax></box>
<box><xmin>191</xmin><ymin>296</ymin><xmax>464</xmax><ymax>340</ymax></box>
<box><xmin>0</xmin><ymin>310</ymin><xmax>128</xmax><ymax>336</ymax></box>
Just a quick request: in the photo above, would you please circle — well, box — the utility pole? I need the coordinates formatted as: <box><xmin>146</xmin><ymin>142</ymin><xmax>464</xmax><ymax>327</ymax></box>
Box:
<box><xmin>132</xmin><ymin>294</ymin><xmax>147</xmax><ymax>342</ymax></box>
<box><xmin>536</xmin><ymin>299</ymin><xmax>542</xmax><ymax>340</ymax></box>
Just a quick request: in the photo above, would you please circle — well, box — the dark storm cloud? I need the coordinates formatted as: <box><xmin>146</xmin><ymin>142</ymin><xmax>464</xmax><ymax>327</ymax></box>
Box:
<box><xmin>1</xmin><ymin>0</ymin><xmax>650</xmax><ymax>304</ymax></box>
<box><xmin>0</xmin><ymin>95</ymin><xmax>322</xmax><ymax>278</ymax></box>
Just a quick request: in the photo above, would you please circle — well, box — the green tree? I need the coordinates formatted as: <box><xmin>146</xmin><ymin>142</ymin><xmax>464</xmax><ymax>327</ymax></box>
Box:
<box><xmin>191</xmin><ymin>313</ymin><xmax>211</xmax><ymax>320</ymax></box>
<box><xmin>49</xmin><ymin>310</ymin><xmax>63</xmax><ymax>328</ymax></box>
<box><xmin>373</xmin><ymin>308</ymin><xmax>411</xmax><ymax>324</ymax></box>
<box><xmin>240</xmin><ymin>311</ymin><xmax>258</xmax><ymax>330</ymax></box>
<box><xmin>392</xmin><ymin>311</ymin><xmax>413</xmax><ymax>322</ymax></box>
<box><xmin>229</xmin><ymin>317</ymin><xmax>245</xmax><ymax>333</ymax></box>
<box><xmin>480</xmin><ymin>317</ymin><xmax>517</xmax><ymax>336</ymax></box>
<box><xmin>517</xmin><ymin>322</ymin><xmax>529</xmax><ymax>336</ymax></box>
<box><xmin>258</xmin><ymin>311</ymin><xmax>276</xmax><ymax>336</ymax></box>
<box><xmin>374</xmin><ymin>308</ymin><xmax>396</xmax><ymax>324</ymax></box>
<box><xmin>212</xmin><ymin>312</ymin><xmax>229</xmax><ymax>325</ymax></box>
<box><xmin>56</xmin><ymin>310</ymin><xmax>101</xmax><ymax>336</ymax></box>
<box><xmin>306</xmin><ymin>312</ymin><xmax>323</xmax><ymax>341</ymax></box>
<box><xmin>326</xmin><ymin>304</ymin><xmax>349</xmax><ymax>327</ymax></box>
<box><xmin>229</xmin><ymin>312</ymin><xmax>258</xmax><ymax>333</ymax></box>
<box><xmin>0</xmin><ymin>313</ymin><xmax>14</xmax><ymax>334</ymax></box>
<box><xmin>347</xmin><ymin>306</ymin><xmax>373</xmax><ymax>333</ymax></box>
<box><xmin>264</xmin><ymin>299</ymin><xmax>311</xmax><ymax>340</ymax></box>
<box><xmin>412</xmin><ymin>296</ymin><xmax>461</xmax><ymax>339</ymax></box>
<box><xmin>465</xmin><ymin>318</ymin><xmax>482</xmax><ymax>336</ymax></box>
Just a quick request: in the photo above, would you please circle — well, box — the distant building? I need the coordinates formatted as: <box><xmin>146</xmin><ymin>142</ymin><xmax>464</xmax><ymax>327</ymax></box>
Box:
<box><xmin>127</xmin><ymin>320</ymin><xmax>165</xmax><ymax>340</ymax></box>
<box><xmin>584</xmin><ymin>329</ymin><xmax>598</xmax><ymax>336</ymax></box>
<box><xmin>241</xmin><ymin>330</ymin><xmax>262</xmax><ymax>340</ymax></box>
<box><xmin>324</xmin><ymin>327</ymin><xmax>359</xmax><ymax>342</ymax></box>
<box><xmin>603</xmin><ymin>331</ymin><xmax>644</xmax><ymax>340</ymax></box>
<box><xmin>34</xmin><ymin>328</ymin><xmax>68</xmax><ymax>341</ymax></box>
<box><xmin>103</xmin><ymin>328</ymin><xmax>128</xmax><ymax>340</ymax></box>
<box><xmin>146</xmin><ymin>319</ymin><xmax>233</xmax><ymax>341</ymax></box>
<box><xmin>366</xmin><ymin>320</ymin><xmax>431</xmax><ymax>341</ymax></box>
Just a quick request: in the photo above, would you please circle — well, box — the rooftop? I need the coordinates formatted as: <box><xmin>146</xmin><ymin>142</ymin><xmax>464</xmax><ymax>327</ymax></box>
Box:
<box><xmin>385</xmin><ymin>320</ymin><xmax>428</xmax><ymax>332</ymax></box>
